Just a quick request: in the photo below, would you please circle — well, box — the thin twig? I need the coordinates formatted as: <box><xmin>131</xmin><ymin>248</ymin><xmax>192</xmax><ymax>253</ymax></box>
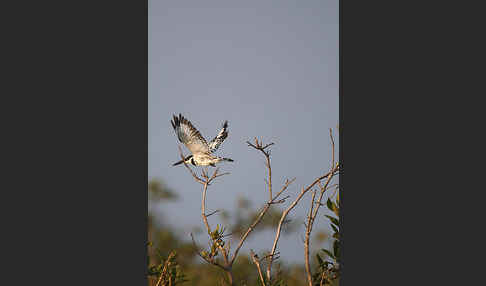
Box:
<box><xmin>303</xmin><ymin>129</ymin><xmax>339</xmax><ymax>286</ymax></box>
<box><xmin>201</xmin><ymin>180</ymin><xmax>230</xmax><ymax>265</ymax></box>
<box><xmin>206</xmin><ymin>210</ymin><xmax>220</xmax><ymax>217</ymax></box>
<box><xmin>190</xmin><ymin>233</ymin><xmax>227</xmax><ymax>270</ymax></box>
<box><xmin>266</xmin><ymin>168</ymin><xmax>337</xmax><ymax>280</ymax></box>
<box><xmin>177</xmin><ymin>146</ymin><xmax>204</xmax><ymax>184</ymax></box>
<box><xmin>229</xmin><ymin>140</ymin><xmax>274</xmax><ymax>265</ymax></box>
<box><xmin>320</xmin><ymin>271</ymin><xmax>327</xmax><ymax>286</ymax></box>
<box><xmin>247</xmin><ymin>138</ymin><xmax>274</xmax><ymax>200</ymax></box>
<box><xmin>304</xmin><ymin>190</ymin><xmax>317</xmax><ymax>286</ymax></box>
<box><xmin>270</xmin><ymin>195</ymin><xmax>291</xmax><ymax>205</ymax></box>
<box><xmin>230</xmin><ymin>140</ymin><xmax>296</xmax><ymax>267</ymax></box>
<box><xmin>230</xmin><ymin>202</ymin><xmax>271</xmax><ymax>265</ymax></box>
<box><xmin>250</xmin><ymin>250</ymin><xmax>266</xmax><ymax>286</ymax></box>
<box><xmin>273</xmin><ymin>178</ymin><xmax>296</xmax><ymax>201</ymax></box>
<box><xmin>178</xmin><ymin>153</ymin><xmax>233</xmax><ymax>284</ymax></box>
<box><xmin>330</xmin><ymin>129</ymin><xmax>335</xmax><ymax>169</ymax></box>
<box><xmin>155</xmin><ymin>251</ymin><xmax>176</xmax><ymax>286</ymax></box>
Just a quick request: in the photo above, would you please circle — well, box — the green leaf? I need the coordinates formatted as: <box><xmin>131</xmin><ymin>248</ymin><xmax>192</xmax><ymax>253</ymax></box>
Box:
<box><xmin>331</xmin><ymin>223</ymin><xmax>339</xmax><ymax>234</ymax></box>
<box><xmin>333</xmin><ymin>240</ymin><xmax>340</xmax><ymax>259</ymax></box>
<box><xmin>327</xmin><ymin>198</ymin><xmax>333</xmax><ymax>210</ymax></box>
<box><xmin>332</xmin><ymin>203</ymin><xmax>339</xmax><ymax>217</ymax></box>
<box><xmin>333</xmin><ymin>232</ymin><xmax>340</xmax><ymax>239</ymax></box>
<box><xmin>316</xmin><ymin>253</ymin><xmax>324</xmax><ymax>266</ymax></box>
<box><xmin>325</xmin><ymin>215</ymin><xmax>339</xmax><ymax>227</ymax></box>
<box><xmin>321</xmin><ymin>249</ymin><xmax>335</xmax><ymax>259</ymax></box>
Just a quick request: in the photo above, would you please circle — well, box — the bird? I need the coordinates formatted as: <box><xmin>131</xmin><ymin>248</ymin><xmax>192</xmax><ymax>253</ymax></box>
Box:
<box><xmin>171</xmin><ymin>114</ymin><xmax>234</xmax><ymax>167</ymax></box>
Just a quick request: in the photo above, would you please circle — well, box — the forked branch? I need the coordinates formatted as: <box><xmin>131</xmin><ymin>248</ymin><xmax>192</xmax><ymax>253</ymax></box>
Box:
<box><xmin>231</xmin><ymin>139</ymin><xmax>296</xmax><ymax>266</ymax></box>
<box><xmin>177</xmin><ymin>128</ymin><xmax>339</xmax><ymax>286</ymax></box>
<box><xmin>303</xmin><ymin>129</ymin><xmax>339</xmax><ymax>286</ymax></box>
<box><xmin>178</xmin><ymin>145</ymin><xmax>232</xmax><ymax>284</ymax></box>
<box><xmin>250</xmin><ymin>250</ymin><xmax>267</xmax><ymax>286</ymax></box>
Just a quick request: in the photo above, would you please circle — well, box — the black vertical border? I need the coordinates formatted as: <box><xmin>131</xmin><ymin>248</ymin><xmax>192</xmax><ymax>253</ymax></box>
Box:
<box><xmin>339</xmin><ymin>0</ymin><xmax>476</xmax><ymax>284</ymax></box>
<box><xmin>338</xmin><ymin>0</ymin><xmax>344</xmax><ymax>283</ymax></box>
<box><xmin>3</xmin><ymin>0</ymin><xmax>149</xmax><ymax>284</ymax></box>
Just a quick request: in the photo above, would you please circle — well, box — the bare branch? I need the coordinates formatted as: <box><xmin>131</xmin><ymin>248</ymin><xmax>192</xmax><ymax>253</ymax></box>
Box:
<box><xmin>230</xmin><ymin>202</ymin><xmax>271</xmax><ymax>265</ymax></box>
<box><xmin>201</xmin><ymin>182</ymin><xmax>230</xmax><ymax>265</ymax></box>
<box><xmin>303</xmin><ymin>166</ymin><xmax>339</xmax><ymax>284</ymax></box>
<box><xmin>261</xmin><ymin>251</ymin><xmax>280</xmax><ymax>262</ymax></box>
<box><xmin>320</xmin><ymin>271</ymin><xmax>327</xmax><ymax>286</ymax></box>
<box><xmin>154</xmin><ymin>251</ymin><xmax>176</xmax><ymax>286</ymax></box>
<box><xmin>269</xmin><ymin>195</ymin><xmax>290</xmax><ymax>205</ymax></box>
<box><xmin>246</xmin><ymin>138</ymin><xmax>274</xmax><ymax>152</ymax></box>
<box><xmin>229</xmin><ymin>139</ymin><xmax>277</xmax><ymax>266</ymax></box>
<box><xmin>201</xmin><ymin>183</ymin><xmax>211</xmax><ymax>233</ymax></box>
<box><xmin>176</xmin><ymin>131</ymin><xmax>339</xmax><ymax>286</ymax></box>
<box><xmin>206</xmin><ymin>210</ymin><xmax>220</xmax><ymax>217</ymax></box>
<box><xmin>247</xmin><ymin>139</ymin><xmax>274</xmax><ymax>200</ymax></box>
<box><xmin>273</xmin><ymin>178</ymin><xmax>296</xmax><ymax>201</ymax></box>
<box><xmin>302</xmin><ymin>129</ymin><xmax>339</xmax><ymax>286</ymax></box>
<box><xmin>266</xmin><ymin>130</ymin><xmax>339</xmax><ymax>282</ymax></box>
<box><xmin>230</xmin><ymin>140</ymin><xmax>296</xmax><ymax>268</ymax></box>
<box><xmin>250</xmin><ymin>250</ymin><xmax>266</xmax><ymax>286</ymax></box>
<box><xmin>177</xmin><ymin>146</ymin><xmax>232</xmax><ymax>270</ymax></box>
<box><xmin>208</xmin><ymin>169</ymin><xmax>230</xmax><ymax>184</ymax></box>
<box><xmin>262</xmin><ymin>142</ymin><xmax>275</xmax><ymax>149</ymax></box>
<box><xmin>330</xmin><ymin>128</ymin><xmax>335</xmax><ymax>169</ymax></box>
<box><xmin>201</xmin><ymin>167</ymin><xmax>208</xmax><ymax>180</ymax></box>
<box><xmin>265</xmin><ymin>168</ymin><xmax>337</xmax><ymax>280</ymax></box>
<box><xmin>177</xmin><ymin>146</ymin><xmax>205</xmax><ymax>184</ymax></box>
<box><xmin>312</xmin><ymin>172</ymin><xmax>336</xmax><ymax>220</ymax></box>
<box><xmin>177</xmin><ymin>153</ymin><xmax>233</xmax><ymax>284</ymax></box>
<box><xmin>304</xmin><ymin>191</ymin><xmax>317</xmax><ymax>286</ymax></box>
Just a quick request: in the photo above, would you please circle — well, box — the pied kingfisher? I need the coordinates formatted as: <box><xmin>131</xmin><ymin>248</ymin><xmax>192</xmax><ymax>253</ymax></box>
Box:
<box><xmin>171</xmin><ymin>114</ymin><xmax>234</xmax><ymax>167</ymax></box>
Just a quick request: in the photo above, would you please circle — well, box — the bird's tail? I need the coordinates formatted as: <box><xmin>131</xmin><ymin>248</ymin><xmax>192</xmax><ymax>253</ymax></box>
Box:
<box><xmin>222</xmin><ymin>157</ymin><xmax>234</xmax><ymax>162</ymax></box>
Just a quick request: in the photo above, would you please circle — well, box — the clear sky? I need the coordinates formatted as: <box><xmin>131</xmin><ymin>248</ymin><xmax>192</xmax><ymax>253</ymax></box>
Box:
<box><xmin>149</xmin><ymin>0</ymin><xmax>338</xmax><ymax>264</ymax></box>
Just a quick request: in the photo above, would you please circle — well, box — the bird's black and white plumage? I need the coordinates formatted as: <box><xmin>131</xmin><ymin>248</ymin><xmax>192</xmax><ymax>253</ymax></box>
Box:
<box><xmin>171</xmin><ymin>114</ymin><xmax>234</xmax><ymax>167</ymax></box>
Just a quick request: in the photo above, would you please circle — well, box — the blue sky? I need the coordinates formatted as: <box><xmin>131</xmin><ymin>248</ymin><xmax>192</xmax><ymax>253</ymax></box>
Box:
<box><xmin>149</xmin><ymin>0</ymin><xmax>338</xmax><ymax>264</ymax></box>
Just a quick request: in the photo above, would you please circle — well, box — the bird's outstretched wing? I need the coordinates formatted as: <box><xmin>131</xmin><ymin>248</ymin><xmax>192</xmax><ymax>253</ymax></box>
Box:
<box><xmin>171</xmin><ymin>114</ymin><xmax>210</xmax><ymax>154</ymax></box>
<box><xmin>208</xmin><ymin>120</ymin><xmax>228</xmax><ymax>153</ymax></box>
